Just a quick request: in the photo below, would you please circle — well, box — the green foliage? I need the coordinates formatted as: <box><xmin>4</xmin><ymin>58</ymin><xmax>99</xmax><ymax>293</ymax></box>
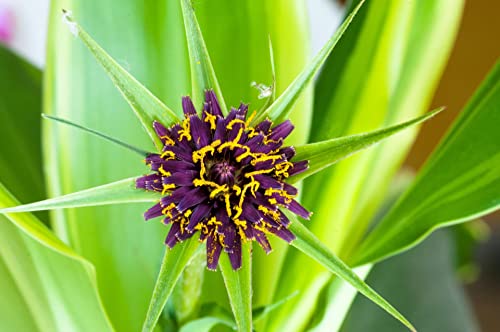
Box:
<box><xmin>0</xmin><ymin>0</ymin><xmax>497</xmax><ymax>331</ymax></box>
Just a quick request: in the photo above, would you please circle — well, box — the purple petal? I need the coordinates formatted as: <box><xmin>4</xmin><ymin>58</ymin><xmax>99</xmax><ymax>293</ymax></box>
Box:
<box><xmin>228</xmin><ymin>237</ymin><xmax>242</xmax><ymax>270</ymax></box>
<box><xmin>279</xmin><ymin>146</ymin><xmax>295</xmax><ymax>160</ymax></box>
<box><xmin>165</xmin><ymin>222</ymin><xmax>181</xmax><ymax>248</ymax></box>
<box><xmin>255</xmin><ymin>119</ymin><xmax>272</xmax><ymax>133</ymax></box>
<box><xmin>163</xmin><ymin>145</ymin><xmax>193</xmax><ymax>162</ymax></box>
<box><xmin>254</xmin><ymin>174</ymin><xmax>283</xmax><ymax>190</ymax></box>
<box><xmin>182</xmin><ymin>96</ymin><xmax>197</xmax><ymax>116</ymax></box>
<box><xmin>237</xmin><ymin>103</ymin><xmax>248</xmax><ymax>119</ymax></box>
<box><xmin>176</xmin><ymin>188</ymin><xmax>207</xmax><ymax>212</ymax></box>
<box><xmin>161</xmin><ymin>186</ymin><xmax>192</xmax><ymax>206</ymax></box>
<box><xmin>187</xmin><ymin>203</ymin><xmax>212</xmax><ymax>232</ymax></box>
<box><xmin>268</xmin><ymin>226</ymin><xmax>296</xmax><ymax>243</ymax></box>
<box><xmin>283</xmin><ymin>183</ymin><xmax>298</xmax><ymax>196</ymax></box>
<box><xmin>144</xmin><ymin>203</ymin><xmax>163</xmax><ymax>221</ymax></box>
<box><xmin>213</xmin><ymin>118</ymin><xmax>227</xmax><ymax>142</ymax></box>
<box><xmin>242</xmin><ymin>203</ymin><xmax>263</xmax><ymax>223</ymax></box>
<box><xmin>269</xmin><ymin>120</ymin><xmax>294</xmax><ymax>141</ymax></box>
<box><xmin>254</xmin><ymin>229</ymin><xmax>272</xmax><ymax>254</ymax></box>
<box><xmin>206</xmin><ymin>234</ymin><xmax>223</xmax><ymax>270</ymax></box>
<box><xmin>190</xmin><ymin>115</ymin><xmax>211</xmax><ymax>148</ymax></box>
<box><xmin>287</xmin><ymin>199</ymin><xmax>311</xmax><ymax>220</ymax></box>
<box><xmin>136</xmin><ymin>174</ymin><xmax>160</xmax><ymax>189</ymax></box>
<box><xmin>205</xmin><ymin>90</ymin><xmax>223</xmax><ymax>117</ymax></box>
<box><xmin>288</xmin><ymin>161</ymin><xmax>309</xmax><ymax>176</ymax></box>
<box><xmin>163</xmin><ymin>170</ymin><xmax>197</xmax><ymax>186</ymax></box>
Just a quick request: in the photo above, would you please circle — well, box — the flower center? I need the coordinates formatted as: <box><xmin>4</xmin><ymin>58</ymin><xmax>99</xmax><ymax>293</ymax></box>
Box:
<box><xmin>209</xmin><ymin>160</ymin><xmax>236</xmax><ymax>187</ymax></box>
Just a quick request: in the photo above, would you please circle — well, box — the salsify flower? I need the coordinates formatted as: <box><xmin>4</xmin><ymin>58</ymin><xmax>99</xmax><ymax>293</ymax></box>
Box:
<box><xmin>136</xmin><ymin>90</ymin><xmax>311</xmax><ymax>270</ymax></box>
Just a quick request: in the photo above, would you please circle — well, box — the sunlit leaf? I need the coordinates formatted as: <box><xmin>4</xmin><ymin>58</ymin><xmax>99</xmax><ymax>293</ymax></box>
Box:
<box><xmin>252</xmin><ymin>0</ymin><xmax>365</xmax><ymax>125</ymax></box>
<box><xmin>180</xmin><ymin>0</ymin><xmax>227</xmax><ymax>113</ymax></box>
<box><xmin>289</xmin><ymin>217</ymin><xmax>415</xmax><ymax>332</ymax></box>
<box><xmin>354</xmin><ymin>60</ymin><xmax>500</xmax><ymax>265</ymax></box>
<box><xmin>61</xmin><ymin>9</ymin><xmax>180</xmax><ymax>149</ymax></box>
<box><xmin>290</xmin><ymin>108</ymin><xmax>443</xmax><ymax>183</ymax></box>
<box><xmin>0</xmin><ymin>182</ymin><xmax>113</xmax><ymax>331</ymax></box>
<box><xmin>142</xmin><ymin>239</ymin><xmax>202</xmax><ymax>332</ymax></box>
<box><xmin>219</xmin><ymin>242</ymin><xmax>252</xmax><ymax>332</ymax></box>
<box><xmin>0</xmin><ymin>177</ymin><xmax>158</xmax><ymax>214</ymax></box>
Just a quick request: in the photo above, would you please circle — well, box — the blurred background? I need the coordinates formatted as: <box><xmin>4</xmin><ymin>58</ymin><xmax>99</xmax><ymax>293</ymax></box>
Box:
<box><xmin>0</xmin><ymin>0</ymin><xmax>498</xmax><ymax>330</ymax></box>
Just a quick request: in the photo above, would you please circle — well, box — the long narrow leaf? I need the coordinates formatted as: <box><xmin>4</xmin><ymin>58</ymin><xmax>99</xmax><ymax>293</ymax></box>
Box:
<box><xmin>42</xmin><ymin>114</ymin><xmax>150</xmax><ymax>157</ymax></box>
<box><xmin>252</xmin><ymin>0</ymin><xmax>365</xmax><ymax>125</ymax></box>
<box><xmin>180</xmin><ymin>0</ymin><xmax>227</xmax><ymax>113</ymax></box>
<box><xmin>289</xmin><ymin>217</ymin><xmax>415</xmax><ymax>332</ymax></box>
<box><xmin>219</xmin><ymin>243</ymin><xmax>252</xmax><ymax>332</ymax></box>
<box><xmin>61</xmin><ymin>10</ymin><xmax>180</xmax><ymax>149</ymax></box>
<box><xmin>290</xmin><ymin>108</ymin><xmax>443</xmax><ymax>183</ymax></box>
<box><xmin>142</xmin><ymin>239</ymin><xmax>202</xmax><ymax>332</ymax></box>
<box><xmin>354</xmin><ymin>60</ymin><xmax>500</xmax><ymax>266</ymax></box>
<box><xmin>0</xmin><ymin>182</ymin><xmax>114</xmax><ymax>331</ymax></box>
<box><xmin>0</xmin><ymin>178</ymin><xmax>159</xmax><ymax>214</ymax></box>
<box><xmin>179</xmin><ymin>317</ymin><xmax>235</xmax><ymax>332</ymax></box>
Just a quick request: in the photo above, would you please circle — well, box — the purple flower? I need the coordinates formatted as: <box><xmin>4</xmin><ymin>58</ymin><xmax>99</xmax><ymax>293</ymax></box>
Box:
<box><xmin>137</xmin><ymin>90</ymin><xmax>310</xmax><ymax>270</ymax></box>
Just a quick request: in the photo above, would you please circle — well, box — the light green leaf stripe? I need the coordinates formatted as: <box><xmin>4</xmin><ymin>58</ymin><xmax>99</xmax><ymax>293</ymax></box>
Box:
<box><xmin>142</xmin><ymin>239</ymin><xmax>202</xmax><ymax>332</ymax></box>
<box><xmin>0</xmin><ymin>177</ymin><xmax>159</xmax><ymax>214</ymax></box>
<box><xmin>180</xmin><ymin>0</ymin><xmax>227</xmax><ymax>114</ymax></box>
<box><xmin>253</xmin><ymin>291</ymin><xmax>299</xmax><ymax>323</ymax></box>
<box><xmin>354</xmin><ymin>60</ymin><xmax>500</xmax><ymax>266</ymax></box>
<box><xmin>289</xmin><ymin>217</ymin><xmax>415</xmax><ymax>332</ymax></box>
<box><xmin>290</xmin><ymin>108</ymin><xmax>443</xmax><ymax>183</ymax></box>
<box><xmin>61</xmin><ymin>10</ymin><xmax>180</xmax><ymax>149</ymax></box>
<box><xmin>219</xmin><ymin>242</ymin><xmax>252</xmax><ymax>332</ymax></box>
<box><xmin>42</xmin><ymin>114</ymin><xmax>150</xmax><ymax>157</ymax></box>
<box><xmin>252</xmin><ymin>0</ymin><xmax>365</xmax><ymax>125</ymax></box>
<box><xmin>0</xmin><ymin>182</ymin><xmax>114</xmax><ymax>331</ymax></box>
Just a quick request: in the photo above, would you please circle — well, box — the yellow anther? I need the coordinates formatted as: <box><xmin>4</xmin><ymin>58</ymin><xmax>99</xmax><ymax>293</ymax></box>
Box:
<box><xmin>245</xmin><ymin>111</ymin><xmax>257</xmax><ymax>126</ymax></box>
<box><xmin>233</xmin><ymin>206</ymin><xmax>243</xmax><ymax>220</ymax></box>
<box><xmin>178</xmin><ymin>118</ymin><xmax>192</xmax><ymax>141</ymax></box>
<box><xmin>204</xmin><ymin>111</ymin><xmax>217</xmax><ymax>130</ymax></box>
<box><xmin>161</xmin><ymin>135</ymin><xmax>175</xmax><ymax>146</ymax></box>
<box><xmin>161</xmin><ymin>150</ymin><xmax>176</xmax><ymax>160</ymax></box>
<box><xmin>250</xmin><ymin>154</ymin><xmax>282</xmax><ymax>166</ymax></box>
<box><xmin>258</xmin><ymin>205</ymin><xmax>281</xmax><ymax>221</ymax></box>
<box><xmin>224</xmin><ymin>194</ymin><xmax>232</xmax><ymax>217</ymax></box>
<box><xmin>245</xmin><ymin>169</ymin><xmax>274</xmax><ymax>178</ymax></box>
<box><xmin>227</xmin><ymin>119</ymin><xmax>246</xmax><ymax>130</ymax></box>
<box><xmin>162</xmin><ymin>183</ymin><xmax>176</xmax><ymax>195</ymax></box>
<box><xmin>232</xmin><ymin>184</ymin><xmax>242</xmax><ymax>196</ymax></box>
<box><xmin>158</xmin><ymin>165</ymin><xmax>172</xmax><ymax>177</ymax></box>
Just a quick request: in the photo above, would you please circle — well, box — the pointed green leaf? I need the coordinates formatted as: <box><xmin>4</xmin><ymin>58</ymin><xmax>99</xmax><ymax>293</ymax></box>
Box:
<box><xmin>61</xmin><ymin>10</ymin><xmax>180</xmax><ymax>149</ymax></box>
<box><xmin>180</xmin><ymin>0</ymin><xmax>227</xmax><ymax>113</ymax></box>
<box><xmin>0</xmin><ymin>177</ymin><xmax>159</xmax><ymax>214</ymax></box>
<box><xmin>0</xmin><ymin>182</ymin><xmax>113</xmax><ymax>331</ymax></box>
<box><xmin>142</xmin><ymin>239</ymin><xmax>202</xmax><ymax>332</ymax></box>
<box><xmin>290</xmin><ymin>108</ymin><xmax>443</xmax><ymax>183</ymax></box>
<box><xmin>354</xmin><ymin>60</ymin><xmax>500</xmax><ymax>266</ymax></box>
<box><xmin>219</xmin><ymin>242</ymin><xmax>252</xmax><ymax>332</ymax></box>
<box><xmin>42</xmin><ymin>114</ymin><xmax>150</xmax><ymax>157</ymax></box>
<box><xmin>252</xmin><ymin>0</ymin><xmax>365</xmax><ymax>125</ymax></box>
<box><xmin>289</xmin><ymin>217</ymin><xmax>415</xmax><ymax>332</ymax></box>
<box><xmin>179</xmin><ymin>317</ymin><xmax>235</xmax><ymax>332</ymax></box>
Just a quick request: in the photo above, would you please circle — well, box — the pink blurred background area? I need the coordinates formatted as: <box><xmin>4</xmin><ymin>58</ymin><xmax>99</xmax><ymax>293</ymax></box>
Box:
<box><xmin>0</xmin><ymin>6</ymin><xmax>14</xmax><ymax>44</ymax></box>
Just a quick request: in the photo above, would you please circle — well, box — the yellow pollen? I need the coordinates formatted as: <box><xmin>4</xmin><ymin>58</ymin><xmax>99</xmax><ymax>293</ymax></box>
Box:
<box><xmin>178</xmin><ymin>118</ymin><xmax>192</xmax><ymax>141</ymax></box>
<box><xmin>204</xmin><ymin>111</ymin><xmax>217</xmax><ymax>130</ymax></box>
<box><xmin>162</xmin><ymin>183</ymin><xmax>176</xmax><ymax>195</ymax></box>
<box><xmin>161</xmin><ymin>150</ymin><xmax>176</xmax><ymax>160</ymax></box>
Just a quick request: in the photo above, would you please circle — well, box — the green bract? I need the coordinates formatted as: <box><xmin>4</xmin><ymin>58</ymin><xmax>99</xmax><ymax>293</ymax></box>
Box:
<box><xmin>0</xmin><ymin>0</ymin><xmax>497</xmax><ymax>331</ymax></box>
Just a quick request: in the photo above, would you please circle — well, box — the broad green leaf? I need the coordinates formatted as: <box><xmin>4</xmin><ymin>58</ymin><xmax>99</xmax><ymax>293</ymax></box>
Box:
<box><xmin>219</xmin><ymin>242</ymin><xmax>252</xmax><ymax>332</ymax></box>
<box><xmin>43</xmin><ymin>114</ymin><xmax>150</xmax><ymax>156</ymax></box>
<box><xmin>180</xmin><ymin>0</ymin><xmax>226</xmax><ymax>113</ymax></box>
<box><xmin>45</xmin><ymin>1</ymin><xmax>190</xmax><ymax>330</ymax></box>
<box><xmin>290</xmin><ymin>108</ymin><xmax>443</xmax><ymax>183</ymax></box>
<box><xmin>272</xmin><ymin>2</ymin><xmax>464</xmax><ymax>330</ymax></box>
<box><xmin>0</xmin><ymin>182</ymin><xmax>113</xmax><ymax>331</ymax></box>
<box><xmin>342</xmin><ymin>231</ymin><xmax>479</xmax><ymax>332</ymax></box>
<box><xmin>179</xmin><ymin>317</ymin><xmax>235</xmax><ymax>332</ymax></box>
<box><xmin>354</xmin><ymin>60</ymin><xmax>500</xmax><ymax>266</ymax></box>
<box><xmin>252</xmin><ymin>0</ymin><xmax>365</xmax><ymax>125</ymax></box>
<box><xmin>0</xmin><ymin>177</ymin><xmax>159</xmax><ymax>214</ymax></box>
<box><xmin>61</xmin><ymin>10</ymin><xmax>180</xmax><ymax>149</ymax></box>
<box><xmin>288</xmin><ymin>218</ymin><xmax>415</xmax><ymax>332</ymax></box>
<box><xmin>142</xmin><ymin>239</ymin><xmax>202</xmax><ymax>332</ymax></box>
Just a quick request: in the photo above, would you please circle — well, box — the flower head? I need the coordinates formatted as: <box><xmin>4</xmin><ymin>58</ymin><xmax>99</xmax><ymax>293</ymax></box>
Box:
<box><xmin>137</xmin><ymin>90</ymin><xmax>310</xmax><ymax>270</ymax></box>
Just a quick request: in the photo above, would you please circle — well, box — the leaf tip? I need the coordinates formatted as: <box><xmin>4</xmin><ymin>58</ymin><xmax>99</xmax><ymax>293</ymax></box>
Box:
<box><xmin>61</xmin><ymin>9</ymin><xmax>79</xmax><ymax>37</ymax></box>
